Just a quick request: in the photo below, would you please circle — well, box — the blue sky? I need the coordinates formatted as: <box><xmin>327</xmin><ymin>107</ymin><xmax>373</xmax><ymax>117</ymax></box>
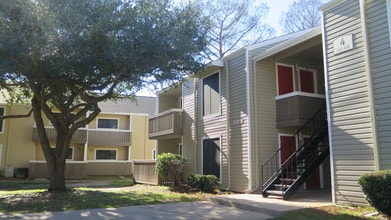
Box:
<box><xmin>260</xmin><ymin>0</ymin><xmax>297</xmax><ymax>35</ymax></box>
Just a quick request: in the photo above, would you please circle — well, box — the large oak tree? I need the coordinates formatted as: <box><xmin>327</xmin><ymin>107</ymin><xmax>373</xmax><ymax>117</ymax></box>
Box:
<box><xmin>0</xmin><ymin>0</ymin><xmax>208</xmax><ymax>191</ymax></box>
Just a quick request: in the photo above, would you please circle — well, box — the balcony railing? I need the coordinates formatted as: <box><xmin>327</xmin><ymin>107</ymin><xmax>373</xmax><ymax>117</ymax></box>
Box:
<box><xmin>276</xmin><ymin>92</ymin><xmax>326</xmax><ymax>128</ymax></box>
<box><xmin>148</xmin><ymin>108</ymin><xmax>183</xmax><ymax>139</ymax></box>
<box><xmin>33</xmin><ymin>127</ymin><xmax>131</xmax><ymax>146</ymax></box>
<box><xmin>88</xmin><ymin>129</ymin><xmax>131</xmax><ymax>146</ymax></box>
<box><xmin>32</xmin><ymin>127</ymin><xmax>87</xmax><ymax>144</ymax></box>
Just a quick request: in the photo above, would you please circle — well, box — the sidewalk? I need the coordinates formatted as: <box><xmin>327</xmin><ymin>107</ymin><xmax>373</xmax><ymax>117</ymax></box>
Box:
<box><xmin>0</xmin><ymin>190</ymin><xmax>331</xmax><ymax>220</ymax></box>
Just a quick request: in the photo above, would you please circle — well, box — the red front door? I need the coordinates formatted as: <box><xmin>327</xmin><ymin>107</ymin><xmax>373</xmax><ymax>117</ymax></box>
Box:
<box><xmin>280</xmin><ymin>135</ymin><xmax>296</xmax><ymax>164</ymax></box>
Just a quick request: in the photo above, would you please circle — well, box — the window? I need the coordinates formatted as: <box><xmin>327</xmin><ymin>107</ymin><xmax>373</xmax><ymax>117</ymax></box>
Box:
<box><xmin>66</xmin><ymin>147</ymin><xmax>74</xmax><ymax>160</ymax></box>
<box><xmin>152</xmin><ymin>149</ymin><xmax>156</xmax><ymax>160</ymax></box>
<box><xmin>202</xmin><ymin>73</ymin><xmax>220</xmax><ymax>116</ymax></box>
<box><xmin>0</xmin><ymin>107</ymin><xmax>4</xmax><ymax>132</ymax></box>
<box><xmin>178</xmin><ymin>144</ymin><xmax>183</xmax><ymax>156</ymax></box>
<box><xmin>277</xmin><ymin>64</ymin><xmax>295</xmax><ymax>96</ymax></box>
<box><xmin>202</xmin><ymin>137</ymin><xmax>221</xmax><ymax>179</ymax></box>
<box><xmin>95</xmin><ymin>149</ymin><xmax>117</xmax><ymax>160</ymax></box>
<box><xmin>299</xmin><ymin>69</ymin><xmax>316</xmax><ymax>93</ymax></box>
<box><xmin>97</xmin><ymin>118</ymin><xmax>118</xmax><ymax>129</ymax></box>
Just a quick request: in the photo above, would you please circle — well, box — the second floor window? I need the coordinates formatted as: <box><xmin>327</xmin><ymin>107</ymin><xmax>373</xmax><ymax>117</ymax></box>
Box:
<box><xmin>202</xmin><ymin>72</ymin><xmax>220</xmax><ymax>116</ymax></box>
<box><xmin>97</xmin><ymin>118</ymin><xmax>118</xmax><ymax>129</ymax></box>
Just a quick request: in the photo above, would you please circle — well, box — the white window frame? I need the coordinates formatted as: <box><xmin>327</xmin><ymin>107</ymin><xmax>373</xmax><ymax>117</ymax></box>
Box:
<box><xmin>201</xmin><ymin>136</ymin><xmax>222</xmax><ymax>183</ymax></box>
<box><xmin>178</xmin><ymin>143</ymin><xmax>183</xmax><ymax>156</ymax></box>
<box><xmin>152</xmin><ymin>149</ymin><xmax>156</xmax><ymax>160</ymax></box>
<box><xmin>97</xmin><ymin>117</ymin><xmax>119</xmax><ymax>130</ymax></box>
<box><xmin>275</xmin><ymin>63</ymin><xmax>296</xmax><ymax>97</ymax></box>
<box><xmin>387</xmin><ymin>0</ymin><xmax>391</xmax><ymax>47</ymax></box>
<box><xmin>298</xmin><ymin>67</ymin><xmax>318</xmax><ymax>94</ymax></box>
<box><xmin>201</xmin><ymin>72</ymin><xmax>221</xmax><ymax>118</ymax></box>
<box><xmin>66</xmin><ymin>147</ymin><xmax>75</xmax><ymax>161</ymax></box>
<box><xmin>94</xmin><ymin>148</ymin><xmax>118</xmax><ymax>161</ymax></box>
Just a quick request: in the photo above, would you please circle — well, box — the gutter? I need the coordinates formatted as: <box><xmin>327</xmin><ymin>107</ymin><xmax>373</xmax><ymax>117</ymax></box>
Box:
<box><xmin>225</xmin><ymin>59</ymin><xmax>231</xmax><ymax>190</ymax></box>
<box><xmin>320</xmin><ymin>8</ymin><xmax>336</xmax><ymax>204</ymax></box>
<box><xmin>245</xmin><ymin>49</ymin><xmax>254</xmax><ymax>192</ymax></box>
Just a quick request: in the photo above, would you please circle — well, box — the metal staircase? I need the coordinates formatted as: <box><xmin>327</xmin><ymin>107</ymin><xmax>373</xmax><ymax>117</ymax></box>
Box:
<box><xmin>261</xmin><ymin>105</ymin><xmax>329</xmax><ymax>200</ymax></box>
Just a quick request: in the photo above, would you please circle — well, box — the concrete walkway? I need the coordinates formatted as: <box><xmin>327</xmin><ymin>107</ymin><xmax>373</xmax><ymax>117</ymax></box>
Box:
<box><xmin>0</xmin><ymin>190</ymin><xmax>331</xmax><ymax>220</ymax></box>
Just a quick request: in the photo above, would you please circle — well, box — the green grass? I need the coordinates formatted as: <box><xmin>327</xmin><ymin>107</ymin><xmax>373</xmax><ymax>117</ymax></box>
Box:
<box><xmin>0</xmin><ymin>180</ymin><xmax>207</xmax><ymax>214</ymax></box>
<box><xmin>274</xmin><ymin>205</ymin><xmax>385</xmax><ymax>220</ymax></box>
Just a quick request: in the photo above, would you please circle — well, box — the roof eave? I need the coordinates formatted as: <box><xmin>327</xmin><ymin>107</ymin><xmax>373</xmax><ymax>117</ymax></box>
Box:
<box><xmin>253</xmin><ymin>26</ymin><xmax>322</xmax><ymax>62</ymax></box>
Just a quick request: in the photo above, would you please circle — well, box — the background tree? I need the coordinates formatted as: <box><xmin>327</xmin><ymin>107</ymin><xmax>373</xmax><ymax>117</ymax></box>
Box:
<box><xmin>0</xmin><ymin>0</ymin><xmax>208</xmax><ymax>191</ymax></box>
<box><xmin>281</xmin><ymin>0</ymin><xmax>327</xmax><ymax>33</ymax></box>
<box><xmin>196</xmin><ymin>0</ymin><xmax>275</xmax><ymax>60</ymax></box>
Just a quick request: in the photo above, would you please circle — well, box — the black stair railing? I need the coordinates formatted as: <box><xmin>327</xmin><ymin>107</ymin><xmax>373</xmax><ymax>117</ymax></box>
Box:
<box><xmin>261</xmin><ymin>105</ymin><xmax>327</xmax><ymax>193</ymax></box>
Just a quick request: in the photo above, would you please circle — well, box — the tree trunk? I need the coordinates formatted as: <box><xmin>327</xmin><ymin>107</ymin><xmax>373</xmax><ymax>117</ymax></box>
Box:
<box><xmin>47</xmin><ymin>157</ymin><xmax>67</xmax><ymax>192</ymax></box>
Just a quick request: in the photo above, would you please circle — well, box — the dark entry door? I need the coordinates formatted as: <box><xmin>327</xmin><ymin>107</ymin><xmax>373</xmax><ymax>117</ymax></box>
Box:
<box><xmin>304</xmin><ymin>138</ymin><xmax>321</xmax><ymax>189</ymax></box>
<box><xmin>203</xmin><ymin>138</ymin><xmax>220</xmax><ymax>179</ymax></box>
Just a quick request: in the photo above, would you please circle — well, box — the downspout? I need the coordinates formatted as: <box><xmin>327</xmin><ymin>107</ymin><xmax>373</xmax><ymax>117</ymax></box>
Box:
<box><xmin>193</xmin><ymin>78</ymin><xmax>197</xmax><ymax>174</ymax></box>
<box><xmin>360</xmin><ymin>0</ymin><xmax>380</xmax><ymax>171</ymax></box>
<box><xmin>245</xmin><ymin>50</ymin><xmax>254</xmax><ymax>192</ymax></box>
<box><xmin>225</xmin><ymin>60</ymin><xmax>231</xmax><ymax>190</ymax></box>
<box><xmin>321</xmin><ymin>10</ymin><xmax>336</xmax><ymax>204</ymax></box>
<box><xmin>252</xmin><ymin>59</ymin><xmax>259</xmax><ymax>191</ymax></box>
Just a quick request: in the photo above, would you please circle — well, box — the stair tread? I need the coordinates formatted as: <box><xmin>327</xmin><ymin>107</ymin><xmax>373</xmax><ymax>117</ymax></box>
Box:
<box><xmin>266</xmin><ymin>190</ymin><xmax>284</xmax><ymax>195</ymax></box>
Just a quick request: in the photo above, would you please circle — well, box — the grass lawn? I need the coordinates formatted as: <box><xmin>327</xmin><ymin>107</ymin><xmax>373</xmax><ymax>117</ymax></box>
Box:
<box><xmin>0</xmin><ymin>178</ymin><xmax>208</xmax><ymax>214</ymax></box>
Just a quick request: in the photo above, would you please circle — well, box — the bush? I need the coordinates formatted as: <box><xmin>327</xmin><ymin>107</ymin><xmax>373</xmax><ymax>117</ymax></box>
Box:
<box><xmin>358</xmin><ymin>170</ymin><xmax>391</xmax><ymax>217</ymax></box>
<box><xmin>188</xmin><ymin>174</ymin><xmax>218</xmax><ymax>193</ymax></box>
<box><xmin>155</xmin><ymin>153</ymin><xmax>186</xmax><ymax>187</ymax></box>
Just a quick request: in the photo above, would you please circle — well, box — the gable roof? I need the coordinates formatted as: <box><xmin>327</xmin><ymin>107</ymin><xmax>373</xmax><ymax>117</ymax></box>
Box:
<box><xmin>253</xmin><ymin>26</ymin><xmax>322</xmax><ymax>61</ymax></box>
<box><xmin>98</xmin><ymin>96</ymin><xmax>156</xmax><ymax>115</ymax></box>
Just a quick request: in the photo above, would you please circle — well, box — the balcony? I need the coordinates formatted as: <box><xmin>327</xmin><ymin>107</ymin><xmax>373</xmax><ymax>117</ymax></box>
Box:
<box><xmin>33</xmin><ymin>127</ymin><xmax>131</xmax><ymax>146</ymax></box>
<box><xmin>276</xmin><ymin>92</ymin><xmax>325</xmax><ymax>128</ymax></box>
<box><xmin>32</xmin><ymin>127</ymin><xmax>87</xmax><ymax>144</ymax></box>
<box><xmin>88</xmin><ymin>129</ymin><xmax>131</xmax><ymax>146</ymax></box>
<box><xmin>148</xmin><ymin>108</ymin><xmax>183</xmax><ymax>139</ymax></box>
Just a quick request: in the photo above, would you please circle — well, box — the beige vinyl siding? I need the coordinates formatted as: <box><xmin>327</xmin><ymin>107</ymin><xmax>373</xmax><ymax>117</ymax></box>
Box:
<box><xmin>323</xmin><ymin>0</ymin><xmax>375</xmax><ymax>205</ymax></box>
<box><xmin>367</xmin><ymin>0</ymin><xmax>391</xmax><ymax>169</ymax></box>
<box><xmin>198</xmin><ymin>67</ymin><xmax>229</xmax><ymax>189</ymax></box>
<box><xmin>182</xmin><ymin>78</ymin><xmax>197</xmax><ymax>176</ymax></box>
<box><xmin>228</xmin><ymin>52</ymin><xmax>249</xmax><ymax>192</ymax></box>
<box><xmin>255</xmin><ymin>59</ymin><xmax>280</xmax><ymax>186</ymax></box>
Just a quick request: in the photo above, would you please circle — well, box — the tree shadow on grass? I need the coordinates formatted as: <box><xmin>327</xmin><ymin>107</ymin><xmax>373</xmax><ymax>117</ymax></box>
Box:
<box><xmin>0</xmin><ymin>189</ymin><xmax>191</xmax><ymax>214</ymax></box>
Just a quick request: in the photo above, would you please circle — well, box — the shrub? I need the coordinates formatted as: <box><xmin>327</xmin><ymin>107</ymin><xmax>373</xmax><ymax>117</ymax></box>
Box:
<box><xmin>155</xmin><ymin>153</ymin><xmax>186</xmax><ymax>187</ymax></box>
<box><xmin>358</xmin><ymin>170</ymin><xmax>391</xmax><ymax>217</ymax></box>
<box><xmin>188</xmin><ymin>174</ymin><xmax>218</xmax><ymax>193</ymax></box>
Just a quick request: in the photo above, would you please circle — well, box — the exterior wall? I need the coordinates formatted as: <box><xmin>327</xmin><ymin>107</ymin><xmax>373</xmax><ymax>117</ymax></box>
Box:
<box><xmin>322</xmin><ymin>0</ymin><xmax>376</xmax><ymax>205</ymax></box>
<box><xmin>366</xmin><ymin>0</ymin><xmax>391</xmax><ymax>169</ymax></box>
<box><xmin>255</xmin><ymin>59</ymin><xmax>280</xmax><ymax>186</ymax></box>
<box><xmin>34</xmin><ymin>144</ymin><xmax>84</xmax><ymax>161</ymax></box>
<box><xmin>86</xmin><ymin>145</ymin><xmax>129</xmax><ymax>160</ymax></box>
<box><xmin>0</xmin><ymin>102</ymin><xmax>154</xmax><ymax>178</ymax></box>
<box><xmin>192</xmin><ymin>64</ymin><xmax>229</xmax><ymax>190</ymax></box>
<box><xmin>182</xmin><ymin>78</ymin><xmax>197</xmax><ymax>177</ymax></box>
<box><xmin>130</xmin><ymin>115</ymin><xmax>155</xmax><ymax>160</ymax></box>
<box><xmin>157</xmin><ymin>138</ymin><xmax>181</xmax><ymax>155</ymax></box>
<box><xmin>226</xmin><ymin>52</ymin><xmax>249</xmax><ymax>192</ymax></box>
<box><xmin>90</xmin><ymin>113</ymin><xmax>130</xmax><ymax>130</ymax></box>
<box><xmin>1</xmin><ymin>105</ymin><xmax>35</xmax><ymax>169</ymax></box>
